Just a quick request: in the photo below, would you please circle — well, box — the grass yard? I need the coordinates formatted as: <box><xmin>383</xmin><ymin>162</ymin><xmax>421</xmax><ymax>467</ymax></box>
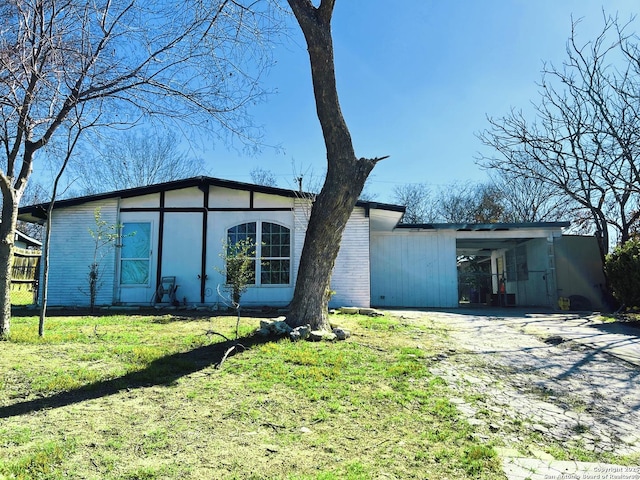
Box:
<box><xmin>0</xmin><ymin>311</ymin><xmax>502</xmax><ymax>480</ymax></box>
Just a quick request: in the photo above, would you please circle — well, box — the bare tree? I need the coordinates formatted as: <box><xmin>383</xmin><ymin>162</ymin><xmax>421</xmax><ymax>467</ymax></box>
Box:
<box><xmin>358</xmin><ymin>175</ymin><xmax>379</xmax><ymax>202</ymax></box>
<box><xmin>71</xmin><ymin>128</ymin><xmax>205</xmax><ymax>194</ymax></box>
<box><xmin>478</xmin><ymin>13</ymin><xmax>640</xmax><ymax>258</ymax></box>
<box><xmin>488</xmin><ymin>170</ymin><xmax>576</xmax><ymax>223</ymax></box>
<box><xmin>285</xmin><ymin>0</ymin><xmax>387</xmax><ymax>331</ymax></box>
<box><xmin>0</xmin><ymin>0</ymin><xmax>279</xmax><ymax>337</ymax></box>
<box><xmin>392</xmin><ymin>183</ymin><xmax>434</xmax><ymax>224</ymax></box>
<box><xmin>249</xmin><ymin>166</ymin><xmax>278</xmax><ymax>187</ymax></box>
<box><xmin>436</xmin><ymin>182</ymin><xmax>505</xmax><ymax>224</ymax></box>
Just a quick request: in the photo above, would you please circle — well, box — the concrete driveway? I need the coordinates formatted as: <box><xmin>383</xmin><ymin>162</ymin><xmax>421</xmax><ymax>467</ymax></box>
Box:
<box><xmin>448</xmin><ymin>308</ymin><xmax>640</xmax><ymax>367</ymax></box>
<box><xmin>389</xmin><ymin>308</ymin><xmax>640</xmax><ymax>480</ymax></box>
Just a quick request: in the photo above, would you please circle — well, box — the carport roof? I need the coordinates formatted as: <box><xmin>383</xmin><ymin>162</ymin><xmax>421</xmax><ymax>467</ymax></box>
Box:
<box><xmin>396</xmin><ymin>221</ymin><xmax>570</xmax><ymax>231</ymax></box>
<box><xmin>395</xmin><ymin>222</ymin><xmax>572</xmax><ymax>256</ymax></box>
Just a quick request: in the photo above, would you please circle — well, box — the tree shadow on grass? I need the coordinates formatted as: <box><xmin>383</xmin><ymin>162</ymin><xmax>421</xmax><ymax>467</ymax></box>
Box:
<box><xmin>0</xmin><ymin>333</ymin><xmax>274</xmax><ymax>419</ymax></box>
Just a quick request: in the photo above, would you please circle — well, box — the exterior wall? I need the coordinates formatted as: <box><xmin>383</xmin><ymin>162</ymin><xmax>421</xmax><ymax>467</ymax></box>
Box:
<box><xmin>208</xmin><ymin>187</ymin><xmax>250</xmax><ymax>208</ymax></box>
<box><xmin>292</xmin><ymin>198</ymin><xmax>310</xmax><ymax>294</ymax></box>
<box><xmin>165</xmin><ymin>187</ymin><xmax>203</xmax><ymax>207</ymax></box>
<box><xmin>162</xmin><ymin>211</ymin><xmax>203</xmax><ymax>304</ymax></box>
<box><xmin>370</xmin><ymin>230</ymin><xmax>458</xmax><ymax>308</ymax></box>
<box><xmin>330</xmin><ymin>208</ymin><xmax>370</xmax><ymax>308</ymax></box>
<box><xmin>40</xmin><ymin>184</ymin><xmax>378</xmax><ymax>308</ymax></box>
<box><xmin>44</xmin><ymin>199</ymin><xmax>119</xmax><ymax>307</ymax></box>
<box><xmin>39</xmin><ymin>183</ymin><xmax>583</xmax><ymax>312</ymax></box>
<box><xmin>554</xmin><ymin>236</ymin><xmax>606</xmax><ymax>310</ymax></box>
<box><xmin>290</xmin><ymin>199</ymin><xmax>371</xmax><ymax>308</ymax></box>
<box><xmin>503</xmin><ymin>239</ymin><xmax>551</xmax><ymax>306</ymax></box>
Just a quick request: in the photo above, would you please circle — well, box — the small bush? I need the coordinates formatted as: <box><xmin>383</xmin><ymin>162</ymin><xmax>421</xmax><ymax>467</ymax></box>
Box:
<box><xmin>605</xmin><ymin>238</ymin><xmax>640</xmax><ymax>308</ymax></box>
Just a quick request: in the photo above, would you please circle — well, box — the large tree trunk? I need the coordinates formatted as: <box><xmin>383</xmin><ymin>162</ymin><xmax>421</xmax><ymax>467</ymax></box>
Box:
<box><xmin>286</xmin><ymin>0</ymin><xmax>381</xmax><ymax>330</ymax></box>
<box><xmin>0</xmin><ymin>190</ymin><xmax>18</xmax><ymax>338</ymax></box>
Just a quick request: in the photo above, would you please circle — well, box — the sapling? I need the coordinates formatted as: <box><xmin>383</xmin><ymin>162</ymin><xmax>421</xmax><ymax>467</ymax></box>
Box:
<box><xmin>213</xmin><ymin>237</ymin><xmax>256</xmax><ymax>367</ymax></box>
<box><xmin>84</xmin><ymin>208</ymin><xmax>124</xmax><ymax>312</ymax></box>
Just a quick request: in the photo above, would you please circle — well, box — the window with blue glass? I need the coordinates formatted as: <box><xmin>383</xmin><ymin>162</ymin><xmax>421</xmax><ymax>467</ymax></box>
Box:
<box><xmin>120</xmin><ymin>222</ymin><xmax>151</xmax><ymax>285</ymax></box>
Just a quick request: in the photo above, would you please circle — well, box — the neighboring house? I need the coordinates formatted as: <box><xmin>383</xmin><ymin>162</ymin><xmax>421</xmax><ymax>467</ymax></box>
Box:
<box><xmin>15</xmin><ymin>230</ymin><xmax>42</xmax><ymax>250</ymax></box>
<box><xmin>18</xmin><ymin>176</ymin><xmax>606</xmax><ymax>311</ymax></box>
<box><xmin>0</xmin><ymin>223</ymin><xmax>42</xmax><ymax>250</ymax></box>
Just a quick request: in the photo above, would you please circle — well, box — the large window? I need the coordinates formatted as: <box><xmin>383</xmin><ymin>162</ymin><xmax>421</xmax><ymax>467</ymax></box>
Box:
<box><xmin>226</xmin><ymin>222</ymin><xmax>290</xmax><ymax>286</ymax></box>
<box><xmin>261</xmin><ymin>222</ymin><xmax>290</xmax><ymax>284</ymax></box>
<box><xmin>226</xmin><ymin>222</ymin><xmax>256</xmax><ymax>284</ymax></box>
<box><xmin>120</xmin><ymin>222</ymin><xmax>151</xmax><ymax>285</ymax></box>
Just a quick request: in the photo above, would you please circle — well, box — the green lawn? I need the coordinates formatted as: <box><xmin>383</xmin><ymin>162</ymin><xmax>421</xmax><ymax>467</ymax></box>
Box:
<box><xmin>0</xmin><ymin>311</ymin><xmax>502</xmax><ymax>479</ymax></box>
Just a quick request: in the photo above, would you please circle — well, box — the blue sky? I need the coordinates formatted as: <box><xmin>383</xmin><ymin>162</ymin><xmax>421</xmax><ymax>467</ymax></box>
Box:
<box><xmin>204</xmin><ymin>1</ymin><xmax>639</xmax><ymax>202</ymax></box>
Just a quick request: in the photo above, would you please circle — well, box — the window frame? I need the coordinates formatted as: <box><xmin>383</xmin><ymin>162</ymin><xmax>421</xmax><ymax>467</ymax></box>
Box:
<box><xmin>260</xmin><ymin>222</ymin><xmax>291</xmax><ymax>285</ymax></box>
<box><xmin>225</xmin><ymin>221</ymin><xmax>291</xmax><ymax>287</ymax></box>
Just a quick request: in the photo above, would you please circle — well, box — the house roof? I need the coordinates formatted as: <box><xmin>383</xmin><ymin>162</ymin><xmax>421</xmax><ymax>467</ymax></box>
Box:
<box><xmin>15</xmin><ymin>230</ymin><xmax>42</xmax><ymax>248</ymax></box>
<box><xmin>18</xmin><ymin>176</ymin><xmax>406</xmax><ymax>223</ymax></box>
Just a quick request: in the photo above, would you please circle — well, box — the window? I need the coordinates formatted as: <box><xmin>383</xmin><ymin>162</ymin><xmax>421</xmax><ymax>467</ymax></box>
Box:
<box><xmin>120</xmin><ymin>222</ymin><xmax>151</xmax><ymax>285</ymax></box>
<box><xmin>261</xmin><ymin>222</ymin><xmax>290</xmax><ymax>285</ymax></box>
<box><xmin>226</xmin><ymin>221</ymin><xmax>291</xmax><ymax>286</ymax></box>
<box><xmin>226</xmin><ymin>222</ymin><xmax>256</xmax><ymax>284</ymax></box>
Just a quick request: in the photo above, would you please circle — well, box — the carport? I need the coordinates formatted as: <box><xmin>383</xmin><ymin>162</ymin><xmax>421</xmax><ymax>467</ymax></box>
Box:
<box><xmin>454</xmin><ymin>222</ymin><xmax>570</xmax><ymax>308</ymax></box>
<box><xmin>370</xmin><ymin>222</ymin><xmax>571</xmax><ymax>309</ymax></box>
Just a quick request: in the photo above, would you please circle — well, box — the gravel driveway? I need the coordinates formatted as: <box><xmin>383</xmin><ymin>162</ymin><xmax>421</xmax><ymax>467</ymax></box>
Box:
<box><xmin>393</xmin><ymin>309</ymin><xmax>640</xmax><ymax>463</ymax></box>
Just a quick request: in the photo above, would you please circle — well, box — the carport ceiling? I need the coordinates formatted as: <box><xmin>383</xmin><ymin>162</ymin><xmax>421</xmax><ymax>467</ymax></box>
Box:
<box><xmin>456</xmin><ymin>238</ymin><xmax>529</xmax><ymax>256</ymax></box>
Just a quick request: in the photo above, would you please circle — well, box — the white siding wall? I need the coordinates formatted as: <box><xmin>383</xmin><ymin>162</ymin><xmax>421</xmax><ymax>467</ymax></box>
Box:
<box><xmin>163</xmin><ymin>212</ymin><xmax>203</xmax><ymax>304</ymax></box>
<box><xmin>290</xmin><ymin>201</ymin><xmax>371</xmax><ymax>308</ymax></box>
<box><xmin>370</xmin><ymin>230</ymin><xmax>458</xmax><ymax>308</ymax></box>
<box><xmin>330</xmin><ymin>208</ymin><xmax>370</xmax><ymax>308</ymax></box>
<box><xmin>45</xmin><ymin>200</ymin><xmax>119</xmax><ymax>306</ymax></box>
<box><xmin>291</xmin><ymin>198</ymin><xmax>310</xmax><ymax>298</ymax></box>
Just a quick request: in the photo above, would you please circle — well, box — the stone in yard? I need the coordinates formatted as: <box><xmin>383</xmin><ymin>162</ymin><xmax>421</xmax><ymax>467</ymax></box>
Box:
<box><xmin>273</xmin><ymin>321</ymin><xmax>292</xmax><ymax>335</ymax></box>
<box><xmin>259</xmin><ymin>319</ymin><xmax>275</xmax><ymax>330</ymax></box>
<box><xmin>258</xmin><ymin>318</ymin><xmax>292</xmax><ymax>336</ymax></box>
<box><xmin>338</xmin><ymin>306</ymin><xmax>360</xmax><ymax>315</ymax></box>
<box><xmin>332</xmin><ymin>327</ymin><xmax>351</xmax><ymax>340</ymax></box>
<box><xmin>290</xmin><ymin>325</ymin><xmax>311</xmax><ymax>341</ymax></box>
<box><xmin>309</xmin><ymin>330</ymin><xmax>337</xmax><ymax>342</ymax></box>
<box><xmin>256</xmin><ymin>328</ymin><xmax>271</xmax><ymax>337</ymax></box>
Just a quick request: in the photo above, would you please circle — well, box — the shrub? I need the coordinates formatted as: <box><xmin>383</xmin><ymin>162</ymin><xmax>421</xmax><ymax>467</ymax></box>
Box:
<box><xmin>605</xmin><ymin>238</ymin><xmax>640</xmax><ymax>308</ymax></box>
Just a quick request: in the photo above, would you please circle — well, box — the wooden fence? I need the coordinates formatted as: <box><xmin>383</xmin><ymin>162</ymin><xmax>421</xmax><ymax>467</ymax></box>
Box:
<box><xmin>11</xmin><ymin>247</ymin><xmax>41</xmax><ymax>305</ymax></box>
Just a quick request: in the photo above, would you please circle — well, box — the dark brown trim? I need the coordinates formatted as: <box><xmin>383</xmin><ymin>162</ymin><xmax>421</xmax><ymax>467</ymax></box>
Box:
<box><xmin>249</xmin><ymin>190</ymin><xmax>254</xmax><ymax>209</ymax></box>
<box><xmin>200</xmin><ymin>185</ymin><xmax>209</xmax><ymax>303</ymax></box>
<box><xmin>156</xmin><ymin>192</ymin><xmax>166</xmax><ymax>291</ymax></box>
<box><xmin>121</xmin><ymin>207</ymin><xmax>292</xmax><ymax>213</ymax></box>
<box><xmin>19</xmin><ymin>175</ymin><xmax>405</xmax><ymax>218</ymax></box>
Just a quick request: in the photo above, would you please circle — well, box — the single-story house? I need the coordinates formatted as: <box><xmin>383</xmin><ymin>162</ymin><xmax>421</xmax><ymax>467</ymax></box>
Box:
<box><xmin>15</xmin><ymin>230</ymin><xmax>42</xmax><ymax>250</ymax></box>
<box><xmin>18</xmin><ymin>176</ymin><xmax>606</xmax><ymax>310</ymax></box>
